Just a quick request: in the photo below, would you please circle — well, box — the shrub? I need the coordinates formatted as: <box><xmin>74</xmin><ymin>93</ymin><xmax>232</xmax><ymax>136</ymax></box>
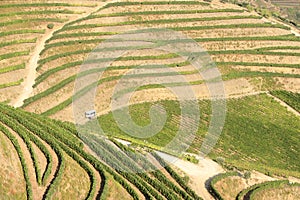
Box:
<box><xmin>47</xmin><ymin>23</ymin><xmax>54</xmax><ymax>29</ymax></box>
<box><xmin>244</xmin><ymin>171</ymin><xmax>251</xmax><ymax>179</ymax></box>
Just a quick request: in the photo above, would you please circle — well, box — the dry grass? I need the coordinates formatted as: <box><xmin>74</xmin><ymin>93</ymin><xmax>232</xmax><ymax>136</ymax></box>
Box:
<box><xmin>105</xmin><ymin>176</ymin><xmax>134</xmax><ymax>200</ymax></box>
<box><xmin>252</xmin><ymin>185</ymin><xmax>300</xmax><ymax>200</ymax></box>
<box><xmin>0</xmin><ymin>130</ymin><xmax>26</xmax><ymax>200</ymax></box>
<box><xmin>214</xmin><ymin>176</ymin><xmax>247</xmax><ymax>200</ymax></box>
<box><xmin>213</xmin><ymin>54</ymin><xmax>300</xmax><ymax>64</ymax></box>
<box><xmin>52</xmin><ymin>153</ymin><xmax>90</xmax><ymax>200</ymax></box>
<box><xmin>0</xmin><ymin>0</ymin><xmax>102</xmax><ymax>104</ymax></box>
<box><xmin>25</xmin><ymin>81</ymin><xmax>74</xmax><ymax>114</ymax></box>
<box><xmin>276</xmin><ymin>77</ymin><xmax>300</xmax><ymax>92</ymax></box>
<box><xmin>98</xmin><ymin>4</ymin><xmax>214</xmax><ymax>15</ymax></box>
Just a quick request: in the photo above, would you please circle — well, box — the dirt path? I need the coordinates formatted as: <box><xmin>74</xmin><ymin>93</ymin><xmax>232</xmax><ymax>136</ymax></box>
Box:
<box><xmin>155</xmin><ymin>151</ymin><xmax>224</xmax><ymax>200</ymax></box>
<box><xmin>12</xmin><ymin>2</ymin><xmax>107</xmax><ymax>108</ymax></box>
<box><xmin>267</xmin><ymin>92</ymin><xmax>300</xmax><ymax>117</ymax></box>
<box><xmin>13</xmin><ymin>30</ymin><xmax>54</xmax><ymax>107</ymax></box>
<box><xmin>106</xmin><ymin>138</ymin><xmax>224</xmax><ymax>199</ymax></box>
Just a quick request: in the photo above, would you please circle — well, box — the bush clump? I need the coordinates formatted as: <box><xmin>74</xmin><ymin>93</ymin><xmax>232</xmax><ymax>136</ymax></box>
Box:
<box><xmin>47</xmin><ymin>23</ymin><xmax>54</xmax><ymax>29</ymax></box>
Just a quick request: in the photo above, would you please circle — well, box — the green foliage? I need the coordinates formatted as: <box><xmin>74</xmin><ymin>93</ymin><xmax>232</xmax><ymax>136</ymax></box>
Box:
<box><xmin>270</xmin><ymin>90</ymin><xmax>300</xmax><ymax>112</ymax></box>
<box><xmin>0</xmin><ymin>51</ymin><xmax>30</xmax><ymax>61</ymax></box>
<box><xmin>0</xmin><ymin>105</ymin><xmax>95</xmax><ymax>199</ymax></box>
<box><xmin>0</xmin><ymin>104</ymin><xmax>144</xmax><ymax>199</ymax></box>
<box><xmin>244</xmin><ymin>171</ymin><xmax>251</xmax><ymax>179</ymax></box>
<box><xmin>98</xmin><ymin>95</ymin><xmax>300</xmax><ymax>177</ymax></box>
<box><xmin>182</xmin><ymin>154</ymin><xmax>199</xmax><ymax>164</ymax></box>
<box><xmin>111</xmin><ymin>139</ymin><xmax>198</xmax><ymax>200</ymax></box>
<box><xmin>174</xmin><ymin>23</ymin><xmax>290</xmax><ymax>31</ymax></box>
<box><xmin>0</xmin><ymin>112</ymin><xmax>45</xmax><ymax>185</ymax></box>
<box><xmin>30</xmin><ymin>61</ymin><xmax>190</xmax><ymax>114</ymax></box>
<box><xmin>82</xmin><ymin>134</ymin><xmax>190</xmax><ymax>200</ymax></box>
<box><xmin>47</xmin><ymin>23</ymin><xmax>54</xmax><ymax>29</ymax></box>
<box><xmin>249</xmin><ymin>180</ymin><xmax>300</xmax><ymax>200</ymax></box>
<box><xmin>29</xmin><ymin>59</ymin><xmax>298</xmax><ymax>116</ymax></box>
<box><xmin>70</xmin><ymin>15</ymin><xmax>262</xmax><ymax>27</ymax></box>
<box><xmin>210</xmin><ymin>94</ymin><xmax>300</xmax><ymax>177</ymax></box>
<box><xmin>0</xmin><ymin>38</ymin><xmax>37</xmax><ymax>48</ymax></box>
<box><xmin>93</xmin><ymin>9</ymin><xmax>245</xmax><ymax>18</ymax></box>
<box><xmin>0</xmin><ymin>18</ymin><xmax>66</xmax><ymax>27</ymax></box>
<box><xmin>23</xmin><ymin>75</ymin><xmax>76</xmax><ymax>107</ymax></box>
<box><xmin>0</xmin><ymin>3</ymin><xmax>95</xmax><ymax>8</ymax></box>
<box><xmin>61</xmin><ymin>21</ymin><xmax>288</xmax><ymax>32</ymax></box>
<box><xmin>0</xmin><ymin>124</ymin><xmax>33</xmax><ymax>200</ymax></box>
<box><xmin>195</xmin><ymin>34</ymin><xmax>299</xmax><ymax>42</ymax></box>
<box><xmin>49</xmin><ymin>31</ymin><xmax>117</xmax><ymax>41</ymax></box>
<box><xmin>34</xmin><ymin>61</ymin><xmax>82</xmax><ymax>87</ymax></box>
<box><xmin>0</xmin><ymin>10</ymin><xmax>78</xmax><ymax>17</ymax></box>
<box><xmin>37</xmin><ymin>49</ymin><xmax>91</xmax><ymax>67</ymax></box>
<box><xmin>0</xmin><ymin>30</ymin><xmax>45</xmax><ymax>37</ymax></box>
<box><xmin>210</xmin><ymin>49</ymin><xmax>300</xmax><ymax>56</ymax></box>
<box><xmin>0</xmin><ymin>79</ymin><xmax>23</xmax><ymax>89</ymax></box>
<box><xmin>101</xmin><ymin>1</ymin><xmax>209</xmax><ymax>10</ymax></box>
<box><xmin>0</xmin><ymin>63</ymin><xmax>25</xmax><ymax>74</ymax></box>
<box><xmin>217</xmin><ymin>61</ymin><xmax>300</xmax><ymax>68</ymax></box>
<box><xmin>151</xmin><ymin>152</ymin><xmax>202</xmax><ymax>200</ymax></box>
<box><xmin>40</xmin><ymin>39</ymin><xmax>104</xmax><ymax>56</ymax></box>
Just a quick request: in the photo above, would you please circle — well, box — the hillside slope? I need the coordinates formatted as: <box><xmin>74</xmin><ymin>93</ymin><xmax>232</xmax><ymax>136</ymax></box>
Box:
<box><xmin>10</xmin><ymin>0</ymin><xmax>298</xmax><ymax>122</ymax></box>
<box><xmin>0</xmin><ymin>0</ymin><xmax>104</xmax><ymax>105</ymax></box>
<box><xmin>0</xmin><ymin>103</ymin><xmax>204</xmax><ymax>199</ymax></box>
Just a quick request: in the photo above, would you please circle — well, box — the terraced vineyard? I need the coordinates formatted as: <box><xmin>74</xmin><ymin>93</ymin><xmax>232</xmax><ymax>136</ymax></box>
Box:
<box><xmin>0</xmin><ymin>0</ymin><xmax>299</xmax><ymax>199</ymax></box>
<box><xmin>0</xmin><ymin>103</ymin><xmax>203</xmax><ymax>199</ymax></box>
<box><xmin>271</xmin><ymin>0</ymin><xmax>300</xmax><ymax>7</ymax></box>
<box><xmin>0</xmin><ymin>0</ymin><xmax>101</xmax><ymax>104</ymax></box>
<box><xmin>99</xmin><ymin>94</ymin><xmax>300</xmax><ymax>177</ymax></box>
<box><xmin>208</xmin><ymin>173</ymin><xmax>300</xmax><ymax>200</ymax></box>
<box><xmin>15</xmin><ymin>0</ymin><xmax>299</xmax><ymax>121</ymax></box>
<box><xmin>237</xmin><ymin>180</ymin><xmax>300</xmax><ymax>200</ymax></box>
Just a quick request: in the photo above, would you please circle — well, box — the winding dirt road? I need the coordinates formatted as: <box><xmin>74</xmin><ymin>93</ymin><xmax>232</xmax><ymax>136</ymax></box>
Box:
<box><xmin>155</xmin><ymin>151</ymin><xmax>224</xmax><ymax>199</ymax></box>
<box><xmin>13</xmin><ymin>2</ymin><xmax>107</xmax><ymax>108</ymax></box>
<box><xmin>13</xmin><ymin>30</ymin><xmax>54</xmax><ymax>107</ymax></box>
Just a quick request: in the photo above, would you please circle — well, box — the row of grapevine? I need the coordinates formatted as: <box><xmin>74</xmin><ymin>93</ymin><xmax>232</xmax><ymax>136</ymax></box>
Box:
<box><xmin>270</xmin><ymin>90</ymin><xmax>300</xmax><ymax>112</ymax></box>
<box><xmin>236</xmin><ymin>180</ymin><xmax>289</xmax><ymax>200</ymax></box>
<box><xmin>0</xmin><ymin>38</ymin><xmax>36</xmax><ymax>48</ymax></box>
<box><xmin>0</xmin><ymin>51</ymin><xmax>29</xmax><ymax>61</ymax></box>
<box><xmin>0</xmin><ymin>2</ymin><xmax>95</xmax><ymax>8</ymax></box>
<box><xmin>207</xmin><ymin>172</ymin><xmax>240</xmax><ymax>200</ymax></box>
<box><xmin>34</xmin><ymin>67</ymin><xmax>298</xmax><ymax>116</ymax></box>
<box><xmin>0</xmin><ymin>103</ymin><xmax>157</xmax><ymax>199</ymax></box>
<box><xmin>0</xmin><ymin>104</ymin><xmax>65</xmax><ymax>199</ymax></box>
<box><xmin>0</xmin><ymin>10</ymin><xmax>79</xmax><ymax>17</ymax></box>
<box><xmin>100</xmin><ymin>1</ymin><xmax>210</xmax><ymax>10</ymax></box>
<box><xmin>0</xmin><ymin>18</ymin><xmax>67</xmax><ymax>27</ymax></box>
<box><xmin>0</xmin><ymin>123</ymin><xmax>33</xmax><ymax>199</ymax></box>
<box><xmin>0</xmin><ymin>79</ymin><xmax>23</xmax><ymax>89</ymax></box>
<box><xmin>0</xmin><ymin>30</ymin><xmax>45</xmax><ymax>37</ymax></box>
<box><xmin>249</xmin><ymin>180</ymin><xmax>300</xmax><ymax>199</ymax></box>
<box><xmin>68</xmin><ymin>15</ymin><xmax>262</xmax><ymax>28</ymax></box>
<box><xmin>111</xmin><ymin>139</ymin><xmax>200</xmax><ymax>200</ymax></box>
<box><xmin>151</xmin><ymin>152</ymin><xmax>203</xmax><ymax>200</ymax></box>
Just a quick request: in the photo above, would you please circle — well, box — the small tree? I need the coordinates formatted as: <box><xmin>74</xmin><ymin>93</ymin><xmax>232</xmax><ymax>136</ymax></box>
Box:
<box><xmin>215</xmin><ymin>157</ymin><xmax>225</xmax><ymax>165</ymax></box>
<box><xmin>47</xmin><ymin>23</ymin><xmax>54</xmax><ymax>29</ymax></box>
<box><xmin>244</xmin><ymin>171</ymin><xmax>251</xmax><ymax>179</ymax></box>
